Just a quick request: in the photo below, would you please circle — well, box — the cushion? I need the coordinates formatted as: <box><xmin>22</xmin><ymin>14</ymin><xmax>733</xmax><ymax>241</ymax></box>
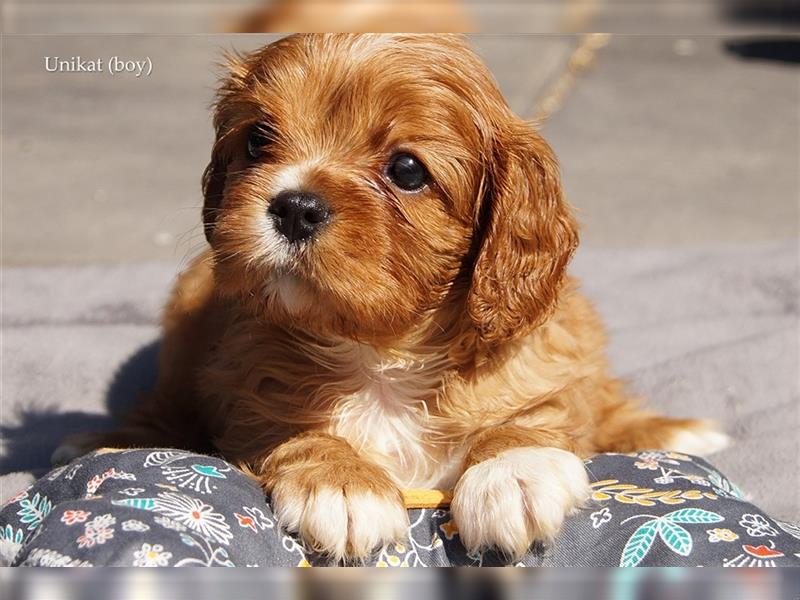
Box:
<box><xmin>2</xmin><ymin>448</ymin><xmax>798</xmax><ymax>567</ymax></box>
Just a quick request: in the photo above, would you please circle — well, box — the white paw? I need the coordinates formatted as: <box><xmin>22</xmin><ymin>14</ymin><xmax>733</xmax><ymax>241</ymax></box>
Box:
<box><xmin>666</xmin><ymin>422</ymin><xmax>730</xmax><ymax>456</ymax></box>
<box><xmin>271</xmin><ymin>484</ymin><xmax>409</xmax><ymax>562</ymax></box>
<box><xmin>451</xmin><ymin>447</ymin><xmax>590</xmax><ymax>559</ymax></box>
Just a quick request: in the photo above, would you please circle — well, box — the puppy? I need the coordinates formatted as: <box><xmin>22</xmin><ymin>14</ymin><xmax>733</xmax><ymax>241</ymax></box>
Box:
<box><xmin>61</xmin><ymin>34</ymin><xmax>728</xmax><ymax>562</ymax></box>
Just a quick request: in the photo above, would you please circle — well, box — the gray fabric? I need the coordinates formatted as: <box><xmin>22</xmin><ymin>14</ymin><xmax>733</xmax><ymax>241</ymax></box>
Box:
<box><xmin>1</xmin><ymin>240</ymin><xmax>798</xmax><ymax>522</ymax></box>
<box><xmin>2</xmin><ymin>448</ymin><xmax>799</xmax><ymax>567</ymax></box>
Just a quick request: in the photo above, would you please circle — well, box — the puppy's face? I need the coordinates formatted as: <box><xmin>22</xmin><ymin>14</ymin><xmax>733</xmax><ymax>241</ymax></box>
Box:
<box><xmin>204</xmin><ymin>34</ymin><xmax>577</xmax><ymax>346</ymax></box>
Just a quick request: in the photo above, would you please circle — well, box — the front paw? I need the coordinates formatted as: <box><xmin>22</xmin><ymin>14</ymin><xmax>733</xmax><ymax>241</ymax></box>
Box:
<box><xmin>450</xmin><ymin>447</ymin><xmax>590</xmax><ymax>560</ymax></box>
<box><xmin>267</xmin><ymin>459</ymin><xmax>409</xmax><ymax>562</ymax></box>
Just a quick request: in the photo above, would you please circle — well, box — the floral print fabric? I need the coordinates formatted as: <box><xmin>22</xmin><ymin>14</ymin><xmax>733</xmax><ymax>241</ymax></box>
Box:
<box><xmin>1</xmin><ymin>448</ymin><xmax>798</xmax><ymax>567</ymax></box>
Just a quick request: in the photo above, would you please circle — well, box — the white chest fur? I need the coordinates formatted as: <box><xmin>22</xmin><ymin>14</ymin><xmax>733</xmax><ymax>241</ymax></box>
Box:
<box><xmin>325</xmin><ymin>344</ymin><xmax>462</xmax><ymax>489</ymax></box>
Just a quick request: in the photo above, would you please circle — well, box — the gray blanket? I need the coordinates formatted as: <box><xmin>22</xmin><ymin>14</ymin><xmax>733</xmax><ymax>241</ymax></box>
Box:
<box><xmin>2</xmin><ymin>239</ymin><xmax>797</xmax><ymax>522</ymax></box>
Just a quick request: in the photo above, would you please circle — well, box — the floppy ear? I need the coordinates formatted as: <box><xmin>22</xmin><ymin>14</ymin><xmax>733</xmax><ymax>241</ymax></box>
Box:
<box><xmin>467</xmin><ymin>122</ymin><xmax>579</xmax><ymax>346</ymax></box>
<box><xmin>202</xmin><ymin>141</ymin><xmax>229</xmax><ymax>243</ymax></box>
<box><xmin>202</xmin><ymin>51</ymin><xmax>252</xmax><ymax>243</ymax></box>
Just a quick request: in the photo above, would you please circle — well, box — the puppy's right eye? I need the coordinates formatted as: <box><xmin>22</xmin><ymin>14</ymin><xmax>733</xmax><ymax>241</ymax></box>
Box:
<box><xmin>247</xmin><ymin>123</ymin><xmax>275</xmax><ymax>159</ymax></box>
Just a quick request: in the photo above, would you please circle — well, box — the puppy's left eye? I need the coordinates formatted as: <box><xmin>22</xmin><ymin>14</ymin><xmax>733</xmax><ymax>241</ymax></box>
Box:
<box><xmin>386</xmin><ymin>152</ymin><xmax>429</xmax><ymax>192</ymax></box>
<box><xmin>247</xmin><ymin>123</ymin><xmax>276</xmax><ymax>159</ymax></box>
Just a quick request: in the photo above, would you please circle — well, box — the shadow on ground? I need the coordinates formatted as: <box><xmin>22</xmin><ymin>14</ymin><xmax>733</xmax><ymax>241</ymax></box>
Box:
<box><xmin>0</xmin><ymin>340</ymin><xmax>161</xmax><ymax>476</ymax></box>
<box><xmin>724</xmin><ymin>37</ymin><xmax>800</xmax><ymax>64</ymax></box>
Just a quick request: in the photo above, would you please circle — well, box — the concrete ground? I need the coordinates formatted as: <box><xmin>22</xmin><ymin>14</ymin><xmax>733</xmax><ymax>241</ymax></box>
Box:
<box><xmin>2</xmin><ymin>4</ymin><xmax>797</xmax><ymax>261</ymax></box>
<box><xmin>1</xmin><ymin>34</ymin><xmax>576</xmax><ymax>264</ymax></box>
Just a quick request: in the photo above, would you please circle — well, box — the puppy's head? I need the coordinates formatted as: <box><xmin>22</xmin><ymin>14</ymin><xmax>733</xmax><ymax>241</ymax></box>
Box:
<box><xmin>204</xmin><ymin>34</ymin><xmax>577</xmax><ymax>347</ymax></box>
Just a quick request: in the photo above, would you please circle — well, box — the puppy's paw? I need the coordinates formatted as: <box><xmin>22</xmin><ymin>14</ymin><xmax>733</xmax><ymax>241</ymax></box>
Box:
<box><xmin>450</xmin><ymin>447</ymin><xmax>590</xmax><ymax>560</ymax></box>
<box><xmin>665</xmin><ymin>420</ymin><xmax>730</xmax><ymax>456</ymax></box>
<box><xmin>268</xmin><ymin>461</ymin><xmax>409</xmax><ymax>562</ymax></box>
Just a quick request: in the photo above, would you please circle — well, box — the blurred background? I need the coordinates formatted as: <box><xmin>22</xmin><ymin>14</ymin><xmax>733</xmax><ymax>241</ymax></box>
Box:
<box><xmin>1</xmin><ymin>0</ymin><xmax>798</xmax><ymax>552</ymax></box>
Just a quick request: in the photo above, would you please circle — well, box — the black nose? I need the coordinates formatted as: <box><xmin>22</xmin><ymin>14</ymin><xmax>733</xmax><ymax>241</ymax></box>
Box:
<box><xmin>267</xmin><ymin>191</ymin><xmax>331</xmax><ymax>243</ymax></box>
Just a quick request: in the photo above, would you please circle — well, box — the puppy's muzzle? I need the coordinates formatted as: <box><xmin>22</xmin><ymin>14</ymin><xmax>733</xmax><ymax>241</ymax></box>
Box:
<box><xmin>268</xmin><ymin>190</ymin><xmax>331</xmax><ymax>243</ymax></box>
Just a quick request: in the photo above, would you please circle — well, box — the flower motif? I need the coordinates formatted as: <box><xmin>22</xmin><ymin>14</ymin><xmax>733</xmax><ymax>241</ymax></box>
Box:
<box><xmin>707</xmin><ymin>528</ymin><xmax>738</xmax><ymax>543</ymax></box>
<box><xmin>61</xmin><ymin>510</ymin><xmax>92</xmax><ymax>525</ymax></box>
<box><xmin>234</xmin><ymin>512</ymin><xmax>257</xmax><ymax>533</ymax></box>
<box><xmin>439</xmin><ymin>519</ymin><xmax>459</xmax><ymax>540</ymax></box>
<box><xmin>118</xmin><ymin>488</ymin><xmax>146</xmax><ymax>497</ymax></box>
<box><xmin>238</xmin><ymin>506</ymin><xmax>273</xmax><ymax>531</ymax></box>
<box><xmin>634</xmin><ymin>457</ymin><xmax>660</xmax><ymax>470</ymax></box>
<box><xmin>154</xmin><ymin>516</ymin><xmax>187</xmax><ymax>532</ymax></box>
<box><xmin>133</xmin><ymin>543</ymin><xmax>172</xmax><ymax>567</ymax></box>
<box><xmin>76</xmin><ymin>513</ymin><xmax>116</xmax><ymax>548</ymax></box>
<box><xmin>590</xmin><ymin>507</ymin><xmax>612</xmax><ymax>529</ymax></box>
<box><xmin>122</xmin><ymin>519</ymin><xmax>150</xmax><ymax>532</ymax></box>
<box><xmin>86</xmin><ymin>468</ymin><xmax>136</xmax><ymax>495</ymax></box>
<box><xmin>665</xmin><ymin>452</ymin><xmax>691</xmax><ymax>461</ymax></box>
<box><xmin>739</xmin><ymin>514</ymin><xmax>778</xmax><ymax>537</ymax></box>
<box><xmin>150</xmin><ymin>492</ymin><xmax>232</xmax><ymax>545</ymax></box>
<box><xmin>87</xmin><ymin>514</ymin><xmax>116</xmax><ymax>530</ymax></box>
<box><xmin>77</xmin><ymin>525</ymin><xmax>114</xmax><ymax>548</ymax></box>
<box><xmin>684</xmin><ymin>474</ymin><xmax>710</xmax><ymax>487</ymax></box>
<box><xmin>654</xmin><ymin>475</ymin><xmax>674</xmax><ymax>485</ymax></box>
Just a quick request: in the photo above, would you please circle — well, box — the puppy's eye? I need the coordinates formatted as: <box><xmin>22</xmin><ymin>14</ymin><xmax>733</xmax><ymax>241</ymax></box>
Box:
<box><xmin>247</xmin><ymin>123</ymin><xmax>276</xmax><ymax>159</ymax></box>
<box><xmin>386</xmin><ymin>152</ymin><xmax>429</xmax><ymax>192</ymax></box>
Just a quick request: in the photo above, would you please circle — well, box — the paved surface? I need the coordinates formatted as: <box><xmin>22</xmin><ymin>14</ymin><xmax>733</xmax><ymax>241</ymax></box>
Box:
<box><xmin>2</xmin><ymin>34</ymin><xmax>575</xmax><ymax>264</ymax></box>
<box><xmin>542</xmin><ymin>34</ymin><xmax>799</xmax><ymax>248</ymax></box>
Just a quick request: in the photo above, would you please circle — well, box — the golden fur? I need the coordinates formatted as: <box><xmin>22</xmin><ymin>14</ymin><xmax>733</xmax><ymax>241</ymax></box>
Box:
<box><xmin>62</xmin><ymin>34</ymin><xmax>727</xmax><ymax>561</ymax></box>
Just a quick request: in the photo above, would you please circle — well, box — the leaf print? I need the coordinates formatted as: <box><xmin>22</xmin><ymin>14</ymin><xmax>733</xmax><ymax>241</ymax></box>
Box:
<box><xmin>16</xmin><ymin>493</ymin><xmax>52</xmax><ymax>531</ymax></box>
<box><xmin>1</xmin><ymin>524</ymin><xmax>24</xmax><ymax>545</ymax></box>
<box><xmin>22</xmin><ymin>548</ymin><xmax>92</xmax><ymax>567</ymax></box>
<box><xmin>658</xmin><ymin>520</ymin><xmax>692</xmax><ymax>556</ymax></box>
<box><xmin>591</xmin><ymin>480</ymin><xmax>716</xmax><ymax>506</ymax></box>
<box><xmin>112</xmin><ymin>498</ymin><xmax>157</xmax><ymax>510</ymax></box>
<box><xmin>620</xmin><ymin>521</ymin><xmax>660</xmax><ymax>567</ymax></box>
<box><xmin>664</xmin><ymin>508</ymin><xmax>724</xmax><ymax>524</ymax></box>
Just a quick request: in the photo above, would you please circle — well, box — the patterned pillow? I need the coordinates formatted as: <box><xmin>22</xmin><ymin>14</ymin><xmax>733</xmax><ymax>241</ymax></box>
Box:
<box><xmin>1</xmin><ymin>448</ymin><xmax>798</xmax><ymax>567</ymax></box>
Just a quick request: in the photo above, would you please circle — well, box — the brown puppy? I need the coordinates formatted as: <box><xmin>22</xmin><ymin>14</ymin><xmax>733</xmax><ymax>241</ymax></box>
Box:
<box><xmin>61</xmin><ymin>34</ymin><xmax>728</xmax><ymax>561</ymax></box>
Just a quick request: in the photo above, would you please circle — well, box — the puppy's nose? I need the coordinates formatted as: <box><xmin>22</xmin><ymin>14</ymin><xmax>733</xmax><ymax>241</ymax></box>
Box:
<box><xmin>268</xmin><ymin>191</ymin><xmax>331</xmax><ymax>243</ymax></box>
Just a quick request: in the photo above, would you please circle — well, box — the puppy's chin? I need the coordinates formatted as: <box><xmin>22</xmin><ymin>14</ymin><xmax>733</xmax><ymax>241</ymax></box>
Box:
<box><xmin>266</xmin><ymin>272</ymin><xmax>315</xmax><ymax>317</ymax></box>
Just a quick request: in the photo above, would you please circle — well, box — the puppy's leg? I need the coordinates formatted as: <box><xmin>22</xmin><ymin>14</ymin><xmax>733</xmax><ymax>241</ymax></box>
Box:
<box><xmin>593</xmin><ymin>398</ymin><xmax>730</xmax><ymax>456</ymax></box>
<box><xmin>450</xmin><ymin>425</ymin><xmax>590</xmax><ymax>560</ymax></box>
<box><xmin>250</xmin><ymin>432</ymin><xmax>409</xmax><ymax>563</ymax></box>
